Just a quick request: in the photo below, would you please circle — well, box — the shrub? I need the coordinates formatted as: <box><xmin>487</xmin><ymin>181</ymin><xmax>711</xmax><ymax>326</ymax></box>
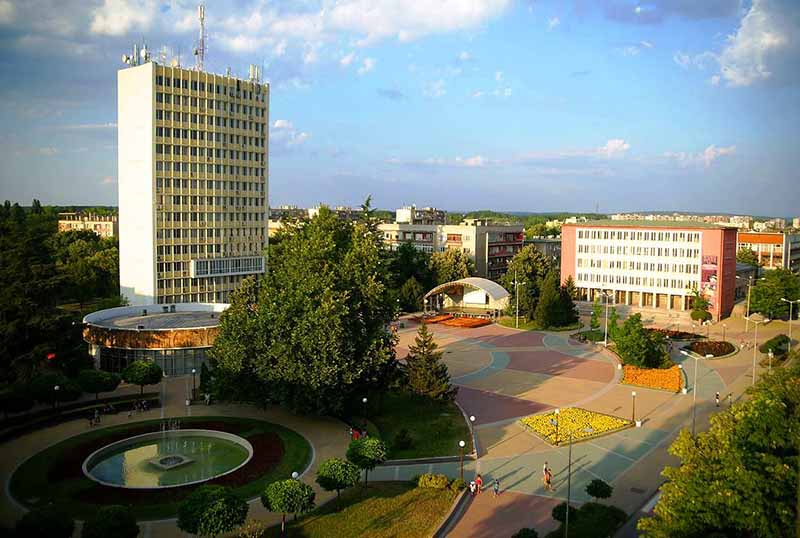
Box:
<box><xmin>511</xmin><ymin>529</ymin><xmax>539</xmax><ymax>538</ymax></box>
<box><xmin>15</xmin><ymin>506</ymin><xmax>75</xmax><ymax>538</ymax></box>
<box><xmin>759</xmin><ymin>334</ymin><xmax>790</xmax><ymax>356</ymax></box>
<box><xmin>689</xmin><ymin>340</ymin><xmax>736</xmax><ymax>357</ymax></box>
<box><xmin>82</xmin><ymin>505</ymin><xmax>139</xmax><ymax>538</ymax></box>
<box><xmin>315</xmin><ymin>457</ymin><xmax>360</xmax><ymax>501</ymax></box>
<box><xmin>585</xmin><ymin>479</ymin><xmax>613</xmax><ymax>501</ymax></box>
<box><xmin>29</xmin><ymin>373</ymin><xmax>81</xmax><ymax>406</ymax></box>
<box><xmin>346</xmin><ymin>437</ymin><xmax>387</xmax><ymax>487</ymax></box>
<box><xmin>449</xmin><ymin>478</ymin><xmax>466</xmax><ymax>492</ymax></box>
<box><xmin>392</xmin><ymin>428</ymin><xmax>413</xmax><ymax>450</ymax></box>
<box><xmin>551</xmin><ymin>502</ymin><xmax>578</xmax><ymax>523</ymax></box>
<box><xmin>122</xmin><ymin>360</ymin><xmax>163</xmax><ymax>395</ymax></box>
<box><xmin>418</xmin><ymin>473</ymin><xmax>450</xmax><ymax>489</ymax></box>
<box><xmin>569</xmin><ymin>502</ymin><xmax>627</xmax><ymax>537</ymax></box>
<box><xmin>77</xmin><ymin>369</ymin><xmax>121</xmax><ymax>400</ymax></box>
<box><xmin>178</xmin><ymin>485</ymin><xmax>248</xmax><ymax>537</ymax></box>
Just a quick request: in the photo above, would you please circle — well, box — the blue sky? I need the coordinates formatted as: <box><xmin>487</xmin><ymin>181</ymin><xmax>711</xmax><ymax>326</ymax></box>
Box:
<box><xmin>0</xmin><ymin>0</ymin><xmax>798</xmax><ymax>215</ymax></box>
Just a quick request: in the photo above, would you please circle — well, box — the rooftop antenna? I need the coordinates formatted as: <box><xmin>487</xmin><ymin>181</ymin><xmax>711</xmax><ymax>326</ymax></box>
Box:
<box><xmin>194</xmin><ymin>2</ymin><xmax>206</xmax><ymax>71</ymax></box>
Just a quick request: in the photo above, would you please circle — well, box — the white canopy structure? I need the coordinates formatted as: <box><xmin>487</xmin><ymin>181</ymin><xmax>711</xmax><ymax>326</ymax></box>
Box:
<box><xmin>424</xmin><ymin>277</ymin><xmax>510</xmax><ymax>315</ymax></box>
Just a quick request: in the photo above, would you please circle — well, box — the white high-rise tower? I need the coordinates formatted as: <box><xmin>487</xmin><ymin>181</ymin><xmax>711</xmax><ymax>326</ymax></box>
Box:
<box><xmin>118</xmin><ymin>47</ymin><xmax>269</xmax><ymax>305</ymax></box>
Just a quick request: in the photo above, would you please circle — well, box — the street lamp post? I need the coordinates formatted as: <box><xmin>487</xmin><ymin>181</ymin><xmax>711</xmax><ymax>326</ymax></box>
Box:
<box><xmin>564</xmin><ymin>426</ymin><xmax>593</xmax><ymax>538</ymax></box>
<box><xmin>631</xmin><ymin>391</ymin><xmax>637</xmax><ymax>423</ymax></box>
<box><xmin>458</xmin><ymin>440</ymin><xmax>466</xmax><ymax>481</ymax></box>
<box><xmin>553</xmin><ymin>408</ymin><xmax>560</xmax><ymax>445</ymax></box>
<box><xmin>362</xmin><ymin>397</ymin><xmax>368</xmax><ymax>427</ymax></box>
<box><xmin>744</xmin><ymin>315</ymin><xmax>770</xmax><ymax>386</ymax></box>
<box><xmin>680</xmin><ymin>350</ymin><xmax>714</xmax><ymax>436</ymax></box>
<box><xmin>53</xmin><ymin>385</ymin><xmax>60</xmax><ymax>410</ymax></box>
<box><xmin>191</xmin><ymin>368</ymin><xmax>197</xmax><ymax>400</ymax></box>
<box><xmin>514</xmin><ymin>269</ymin><xmax>525</xmax><ymax>329</ymax></box>
<box><xmin>722</xmin><ymin>323</ymin><xmax>727</xmax><ymax>343</ymax></box>
<box><xmin>781</xmin><ymin>298</ymin><xmax>799</xmax><ymax>347</ymax></box>
<box><xmin>601</xmin><ymin>291</ymin><xmax>613</xmax><ymax>347</ymax></box>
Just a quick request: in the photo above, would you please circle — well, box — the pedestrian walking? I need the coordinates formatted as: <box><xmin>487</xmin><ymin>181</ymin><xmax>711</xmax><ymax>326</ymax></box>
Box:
<box><xmin>93</xmin><ymin>409</ymin><xmax>100</xmax><ymax>426</ymax></box>
<box><xmin>542</xmin><ymin>461</ymin><xmax>548</xmax><ymax>479</ymax></box>
<box><xmin>543</xmin><ymin>469</ymin><xmax>553</xmax><ymax>492</ymax></box>
<box><xmin>475</xmin><ymin>474</ymin><xmax>483</xmax><ymax>494</ymax></box>
<box><xmin>88</xmin><ymin>414</ymin><xmax>94</xmax><ymax>428</ymax></box>
<box><xmin>715</xmin><ymin>392</ymin><xmax>720</xmax><ymax>407</ymax></box>
<box><xmin>469</xmin><ymin>481</ymin><xmax>477</xmax><ymax>496</ymax></box>
<box><xmin>493</xmin><ymin>478</ymin><xmax>500</xmax><ymax>497</ymax></box>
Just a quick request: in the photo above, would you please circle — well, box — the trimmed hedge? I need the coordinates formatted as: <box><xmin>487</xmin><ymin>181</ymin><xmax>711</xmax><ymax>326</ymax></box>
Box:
<box><xmin>418</xmin><ymin>473</ymin><xmax>450</xmax><ymax>490</ymax></box>
<box><xmin>759</xmin><ymin>334</ymin><xmax>790</xmax><ymax>356</ymax></box>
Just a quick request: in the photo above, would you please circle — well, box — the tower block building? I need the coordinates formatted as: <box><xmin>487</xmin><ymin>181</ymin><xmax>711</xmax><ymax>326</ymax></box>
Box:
<box><xmin>118</xmin><ymin>57</ymin><xmax>269</xmax><ymax>305</ymax></box>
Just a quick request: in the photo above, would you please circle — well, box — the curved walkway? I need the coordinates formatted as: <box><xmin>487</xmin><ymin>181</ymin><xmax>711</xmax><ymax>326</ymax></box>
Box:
<box><xmin>385</xmin><ymin>316</ymin><xmax>764</xmax><ymax>538</ymax></box>
<box><xmin>0</xmin><ymin>375</ymin><xmax>349</xmax><ymax>537</ymax></box>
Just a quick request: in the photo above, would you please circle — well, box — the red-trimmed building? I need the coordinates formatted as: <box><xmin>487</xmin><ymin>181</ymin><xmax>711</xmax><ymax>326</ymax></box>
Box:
<box><xmin>561</xmin><ymin>221</ymin><xmax>738</xmax><ymax>321</ymax></box>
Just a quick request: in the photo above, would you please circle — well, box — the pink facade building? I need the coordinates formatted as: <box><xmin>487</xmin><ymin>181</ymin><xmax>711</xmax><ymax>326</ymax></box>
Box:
<box><xmin>561</xmin><ymin>221</ymin><xmax>737</xmax><ymax>321</ymax></box>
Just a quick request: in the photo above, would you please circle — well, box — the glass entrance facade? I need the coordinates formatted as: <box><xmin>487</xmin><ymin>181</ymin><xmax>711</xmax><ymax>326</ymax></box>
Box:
<box><xmin>99</xmin><ymin>347</ymin><xmax>210</xmax><ymax>376</ymax></box>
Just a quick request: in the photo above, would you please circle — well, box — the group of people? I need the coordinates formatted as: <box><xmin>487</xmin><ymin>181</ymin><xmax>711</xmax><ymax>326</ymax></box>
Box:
<box><xmin>349</xmin><ymin>427</ymin><xmax>369</xmax><ymax>441</ymax></box>
<box><xmin>87</xmin><ymin>403</ymin><xmax>116</xmax><ymax>427</ymax></box>
<box><xmin>126</xmin><ymin>399</ymin><xmax>151</xmax><ymax>418</ymax></box>
<box><xmin>468</xmin><ymin>474</ymin><xmax>501</xmax><ymax>497</ymax></box>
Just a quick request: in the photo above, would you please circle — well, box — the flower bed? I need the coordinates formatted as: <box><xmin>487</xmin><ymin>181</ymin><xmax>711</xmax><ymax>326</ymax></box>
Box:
<box><xmin>519</xmin><ymin>408</ymin><xmax>632</xmax><ymax>445</ymax></box>
<box><xmin>423</xmin><ymin>314</ymin><xmax>454</xmax><ymax>324</ymax></box>
<box><xmin>622</xmin><ymin>364</ymin><xmax>683</xmax><ymax>392</ymax></box>
<box><xmin>440</xmin><ymin>317</ymin><xmax>491</xmax><ymax>328</ymax></box>
<box><xmin>645</xmin><ymin>328</ymin><xmax>703</xmax><ymax>341</ymax></box>
<box><xmin>687</xmin><ymin>340</ymin><xmax>736</xmax><ymax>357</ymax></box>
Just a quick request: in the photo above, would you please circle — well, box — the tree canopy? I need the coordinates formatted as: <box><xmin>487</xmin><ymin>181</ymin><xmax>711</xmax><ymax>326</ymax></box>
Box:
<box><xmin>613</xmin><ymin>314</ymin><xmax>667</xmax><ymax>368</ymax></box>
<box><xmin>346</xmin><ymin>437</ymin><xmax>388</xmax><ymax>487</ymax></box>
<box><xmin>638</xmin><ymin>364</ymin><xmax>800</xmax><ymax>538</ymax></box>
<box><xmin>404</xmin><ymin>323</ymin><xmax>457</xmax><ymax>401</ymax></box>
<box><xmin>177</xmin><ymin>485</ymin><xmax>248</xmax><ymax>537</ymax></box>
<box><xmin>211</xmin><ymin>203</ymin><xmax>397</xmax><ymax>414</ymax></box>
<box><xmin>500</xmin><ymin>245</ymin><xmax>554</xmax><ymax>320</ymax></box>
<box><xmin>735</xmin><ymin>247</ymin><xmax>760</xmax><ymax>268</ymax></box>
<box><xmin>749</xmin><ymin>269</ymin><xmax>800</xmax><ymax>320</ymax></box>
<box><xmin>121</xmin><ymin>361</ymin><xmax>163</xmax><ymax>395</ymax></box>
<box><xmin>533</xmin><ymin>270</ymin><xmax>578</xmax><ymax>329</ymax></box>
<box><xmin>261</xmin><ymin>479</ymin><xmax>316</xmax><ymax>534</ymax></box>
<box><xmin>428</xmin><ymin>249</ymin><xmax>474</xmax><ymax>285</ymax></box>
<box><xmin>315</xmin><ymin>457</ymin><xmax>360</xmax><ymax>501</ymax></box>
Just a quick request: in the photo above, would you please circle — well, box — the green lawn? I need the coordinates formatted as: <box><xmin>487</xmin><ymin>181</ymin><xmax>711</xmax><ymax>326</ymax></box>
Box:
<box><xmin>9</xmin><ymin>416</ymin><xmax>311</xmax><ymax>520</ymax></box>
<box><xmin>498</xmin><ymin>317</ymin><xmax>583</xmax><ymax>332</ymax></box>
<box><xmin>368</xmin><ymin>391</ymin><xmax>472</xmax><ymax>459</ymax></box>
<box><xmin>263</xmin><ymin>482</ymin><xmax>456</xmax><ymax>538</ymax></box>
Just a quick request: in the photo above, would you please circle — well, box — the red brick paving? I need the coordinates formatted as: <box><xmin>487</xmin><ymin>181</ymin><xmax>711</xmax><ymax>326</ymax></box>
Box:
<box><xmin>447</xmin><ymin>490</ymin><xmax>560</xmax><ymax>538</ymax></box>
<box><xmin>473</xmin><ymin>330</ymin><xmax>545</xmax><ymax>347</ymax></box>
<box><xmin>506</xmin><ymin>351</ymin><xmax>615</xmax><ymax>382</ymax></box>
<box><xmin>456</xmin><ymin>386</ymin><xmax>549</xmax><ymax>425</ymax></box>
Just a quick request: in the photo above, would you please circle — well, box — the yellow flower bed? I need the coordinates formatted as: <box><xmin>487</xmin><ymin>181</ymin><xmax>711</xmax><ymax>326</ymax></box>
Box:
<box><xmin>622</xmin><ymin>364</ymin><xmax>683</xmax><ymax>392</ymax></box>
<box><xmin>519</xmin><ymin>408</ymin><xmax>632</xmax><ymax>445</ymax></box>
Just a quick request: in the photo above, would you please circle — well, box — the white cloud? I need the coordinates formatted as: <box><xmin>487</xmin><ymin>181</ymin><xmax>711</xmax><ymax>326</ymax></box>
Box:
<box><xmin>458</xmin><ymin>51</ymin><xmax>472</xmax><ymax>62</ymax></box>
<box><xmin>0</xmin><ymin>0</ymin><xmax>15</xmax><ymax>24</ymax></box>
<box><xmin>303</xmin><ymin>46</ymin><xmax>319</xmax><ymax>64</ymax></box>
<box><xmin>471</xmin><ymin>90</ymin><xmax>484</xmax><ymax>98</ymax></box>
<box><xmin>271</xmin><ymin>119</ymin><xmax>310</xmax><ymax>147</ymax></box>
<box><xmin>664</xmin><ymin>145</ymin><xmax>736</xmax><ymax>167</ymax></box>
<box><xmin>273</xmin><ymin>119</ymin><xmax>293</xmax><ymax>129</ymax></box>
<box><xmin>495</xmin><ymin>70</ymin><xmax>503</xmax><ymax>81</ymax></box>
<box><xmin>90</xmin><ymin>0</ymin><xmax>156</xmax><ymax>36</ymax></box>
<box><xmin>273</xmin><ymin>40</ymin><xmax>288</xmax><ymax>57</ymax></box>
<box><xmin>340</xmin><ymin>51</ymin><xmax>356</xmax><ymax>67</ymax></box>
<box><xmin>357</xmin><ymin>57</ymin><xmax>376</xmax><ymax>75</ymax></box>
<box><xmin>620</xmin><ymin>41</ymin><xmax>655</xmax><ymax>56</ymax></box>
<box><xmin>38</xmin><ymin>147</ymin><xmax>58</xmax><ymax>156</ymax></box>
<box><xmin>424</xmin><ymin>79</ymin><xmax>446</xmax><ymax>98</ymax></box>
<box><xmin>457</xmin><ymin>155</ymin><xmax>486</xmax><ymax>167</ymax></box>
<box><xmin>598</xmin><ymin>139</ymin><xmax>630</xmax><ymax>158</ymax></box>
<box><xmin>674</xmin><ymin>51</ymin><xmax>692</xmax><ymax>68</ymax></box>
<box><xmin>716</xmin><ymin>0</ymin><xmax>797</xmax><ymax>87</ymax></box>
<box><xmin>388</xmin><ymin>154</ymin><xmax>491</xmax><ymax>167</ymax></box>
<box><xmin>547</xmin><ymin>17</ymin><xmax>560</xmax><ymax>30</ymax></box>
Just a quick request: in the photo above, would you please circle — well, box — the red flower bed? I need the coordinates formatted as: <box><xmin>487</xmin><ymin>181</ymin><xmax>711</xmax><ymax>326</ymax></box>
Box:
<box><xmin>423</xmin><ymin>314</ymin><xmax>454</xmax><ymax>324</ymax></box>
<box><xmin>688</xmin><ymin>340</ymin><xmax>736</xmax><ymax>357</ymax></box>
<box><xmin>440</xmin><ymin>317</ymin><xmax>491</xmax><ymax>328</ymax></box>
<box><xmin>646</xmin><ymin>328</ymin><xmax>703</xmax><ymax>340</ymax></box>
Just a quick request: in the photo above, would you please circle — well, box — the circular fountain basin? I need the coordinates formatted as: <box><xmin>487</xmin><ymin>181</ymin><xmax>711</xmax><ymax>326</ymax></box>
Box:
<box><xmin>83</xmin><ymin>429</ymin><xmax>253</xmax><ymax>489</ymax></box>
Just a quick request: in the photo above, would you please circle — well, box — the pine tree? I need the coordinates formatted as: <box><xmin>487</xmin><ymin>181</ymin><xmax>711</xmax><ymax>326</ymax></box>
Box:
<box><xmin>608</xmin><ymin>307</ymin><xmax>619</xmax><ymax>340</ymax></box>
<box><xmin>405</xmin><ymin>324</ymin><xmax>456</xmax><ymax>401</ymax></box>
<box><xmin>534</xmin><ymin>271</ymin><xmax>562</xmax><ymax>329</ymax></box>
<box><xmin>564</xmin><ymin>275</ymin><xmax>577</xmax><ymax>300</ymax></box>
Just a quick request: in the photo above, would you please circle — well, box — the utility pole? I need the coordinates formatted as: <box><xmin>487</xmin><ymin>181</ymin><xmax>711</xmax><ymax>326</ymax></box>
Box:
<box><xmin>514</xmin><ymin>269</ymin><xmax>525</xmax><ymax>329</ymax></box>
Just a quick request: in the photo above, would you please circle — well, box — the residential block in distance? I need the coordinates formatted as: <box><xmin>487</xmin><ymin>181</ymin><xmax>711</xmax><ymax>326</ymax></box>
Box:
<box><xmin>561</xmin><ymin>220</ymin><xmax>738</xmax><ymax>321</ymax></box>
<box><xmin>58</xmin><ymin>212</ymin><xmax>118</xmax><ymax>238</ymax></box>
<box><xmin>737</xmin><ymin>231</ymin><xmax>800</xmax><ymax>272</ymax></box>
<box><xmin>118</xmin><ymin>56</ymin><xmax>269</xmax><ymax>305</ymax></box>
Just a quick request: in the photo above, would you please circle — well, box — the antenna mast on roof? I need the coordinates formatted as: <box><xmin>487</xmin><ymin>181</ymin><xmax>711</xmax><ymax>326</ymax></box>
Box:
<box><xmin>194</xmin><ymin>2</ymin><xmax>206</xmax><ymax>71</ymax></box>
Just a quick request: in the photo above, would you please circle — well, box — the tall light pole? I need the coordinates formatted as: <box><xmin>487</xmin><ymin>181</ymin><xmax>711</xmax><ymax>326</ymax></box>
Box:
<box><xmin>680</xmin><ymin>350</ymin><xmax>713</xmax><ymax>436</ymax></box>
<box><xmin>53</xmin><ymin>385</ymin><xmax>60</xmax><ymax>410</ymax></box>
<box><xmin>602</xmin><ymin>291</ymin><xmax>613</xmax><ymax>347</ymax></box>
<box><xmin>781</xmin><ymin>298</ymin><xmax>799</xmax><ymax>347</ymax></box>
<box><xmin>738</xmin><ymin>275</ymin><xmax>765</xmax><ymax>331</ymax></box>
<box><xmin>362</xmin><ymin>397</ymin><xmax>368</xmax><ymax>427</ymax></box>
<box><xmin>514</xmin><ymin>269</ymin><xmax>525</xmax><ymax>329</ymax></box>
<box><xmin>191</xmin><ymin>367</ymin><xmax>197</xmax><ymax>400</ymax></box>
<box><xmin>744</xmin><ymin>315</ymin><xmax>770</xmax><ymax>386</ymax></box>
<box><xmin>631</xmin><ymin>391</ymin><xmax>637</xmax><ymax>423</ymax></box>
<box><xmin>722</xmin><ymin>323</ymin><xmax>727</xmax><ymax>343</ymax></box>
<box><xmin>564</xmin><ymin>426</ymin><xmax>593</xmax><ymax>538</ymax></box>
<box><xmin>458</xmin><ymin>440</ymin><xmax>466</xmax><ymax>481</ymax></box>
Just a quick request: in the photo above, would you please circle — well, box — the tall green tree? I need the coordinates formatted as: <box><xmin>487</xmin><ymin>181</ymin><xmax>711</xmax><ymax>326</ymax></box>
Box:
<box><xmin>534</xmin><ymin>271</ymin><xmax>578</xmax><ymax>329</ymax></box>
<box><xmin>261</xmin><ymin>479</ymin><xmax>316</xmax><ymax>536</ymax></box>
<box><xmin>614</xmin><ymin>313</ymin><xmax>666</xmax><ymax>368</ymax></box>
<box><xmin>429</xmin><ymin>249</ymin><xmax>474</xmax><ymax>285</ymax></box>
<box><xmin>346</xmin><ymin>437</ymin><xmax>388</xmax><ymax>487</ymax></box>
<box><xmin>638</xmin><ymin>365</ymin><xmax>800</xmax><ymax>538</ymax></box>
<box><xmin>178</xmin><ymin>485</ymin><xmax>248</xmax><ymax>537</ymax></box>
<box><xmin>736</xmin><ymin>247</ymin><xmax>760</xmax><ymax>269</ymax></box>
<box><xmin>590</xmin><ymin>297</ymin><xmax>602</xmax><ymax>330</ymax></box>
<box><xmin>404</xmin><ymin>323</ymin><xmax>457</xmax><ymax>401</ymax></box>
<box><xmin>211</xmin><ymin>203</ymin><xmax>397</xmax><ymax>414</ymax></box>
<box><xmin>750</xmin><ymin>269</ymin><xmax>800</xmax><ymax>320</ymax></box>
<box><xmin>501</xmin><ymin>246</ymin><xmax>554</xmax><ymax>320</ymax></box>
<box><xmin>121</xmin><ymin>361</ymin><xmax>163</xmax><ymax>395</ymax></box>
<box><xmin>608</xmin><ymin>307</ymin><xmax>620</xmax><ymax>340</ymax></box>
<box><xmin>398</xmin><ymin>276</ymin><xmax>424</xmax><ymax>312</ymax></box>
<box><xmin>563</xmin><ymin>275</ymin><xmax>577</xmax><ymax>300</ymax></box>
<box><xmin>388</xmin><ymin>241</ymin><xmax>433</xmax><ymax>291</ymax></box>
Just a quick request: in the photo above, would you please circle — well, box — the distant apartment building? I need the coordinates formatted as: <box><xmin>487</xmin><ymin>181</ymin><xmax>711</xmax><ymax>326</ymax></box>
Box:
<box><xmin>737</xmin><ymin>231</ymin><xmax>800</xmax><ymax>272</ymax></box>
<box><xmin>395</xmin><ymin>205</ymin><xmax>447</xmax><ymax>225</ymax></box>
<box><xmin>561</xmin><ymin>221</ymin><xmax>738</xmax><ymax>321</ymax></box>
<box><xmin>58</xmin><ymin>212</ymin><xmax>118</xmax><ymax>239</ymax></box>
<box><xmin>267</xmin><ymin>205</ymin><xmax>361</xmax><ymax>237</ymax></box>
<box><xmin>118</xmin><ymin>59</ymin><xmax>269</xmax><ymax>305</ymax></box>
<box><xmin>308</xmin><ymin>205</ymin><xmax>361</xmax><ymax>221</ymax></box>
<box><xmin>753</xmin><ymin>218</ymin><xmax>787</xmax><ymax>232</ymax></box>
<box><xmin>378</xmin><ymin>218</ymin><xmax>524</xmax><ymax>280</ymax></box>
<box><xmin>610</xmin><ymin>212</ymin><xmax>753</xmax><ymax>230</ymax></box>
<box><xmin>525</xmin><ymin>237</ymin><xmax>562</xmax><ymax>261</ymax></box>
<box><xmin>793</xmin><ymin>217</ymin><xmax>800</xmax><ymax>229</ymax></box>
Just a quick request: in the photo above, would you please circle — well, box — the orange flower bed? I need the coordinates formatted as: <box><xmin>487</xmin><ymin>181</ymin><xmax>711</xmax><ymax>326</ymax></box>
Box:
<box><xmin>622</xmin><ymin>364</ymin><xmax>683</xmax><ymax>392</ymax></box>
<box><xmin>440</xmin><ymin>317</ymin><xmax>492</xmax><ymax>328</ymax></box>
<box><xmin>423</xmin><ymin>314</ymin><xmax>454</xmax><ymax>324</ymax></box>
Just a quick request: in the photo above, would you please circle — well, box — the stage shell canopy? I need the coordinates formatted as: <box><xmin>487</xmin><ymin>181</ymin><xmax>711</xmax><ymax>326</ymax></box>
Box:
<box><xmin>424</xmin><ymin>277</ymin><xmax>511</xmax><ymax>312</ymax></box>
